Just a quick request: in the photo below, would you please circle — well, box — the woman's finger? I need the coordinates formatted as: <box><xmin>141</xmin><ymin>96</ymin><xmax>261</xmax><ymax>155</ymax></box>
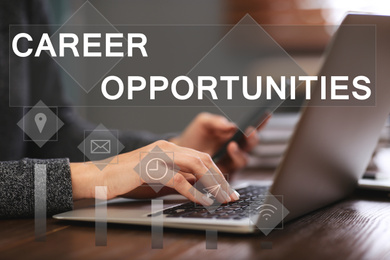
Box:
<box><xmin>242</xmin><ymin>127</ymin><xmax>259</xmax><ymax>152</ymax></box>
<box><xmin>198</xmin><ymin>112</ymin><xmax>236</xmax><ymax>133</ymax></box>
<box><xmin>173</xmin><ymin>152</ymin><xmax>232</xmax><ymax>203</ymax></box>
<box><xmin>169</xmin><ymin>172</ymin><xmax>215</xmax><ymax>207</ymax></box>
<box><xmin>226</xmin><ymin>141</ymin><xmax>249</xmax><ymax>170</ymax></box>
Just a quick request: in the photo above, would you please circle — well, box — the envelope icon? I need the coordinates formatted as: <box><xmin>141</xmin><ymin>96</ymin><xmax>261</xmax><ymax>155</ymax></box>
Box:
<box><xmin>90</xmin><ymin>140</ymin><xmax>111</xmax><ymax>154</ymax></box>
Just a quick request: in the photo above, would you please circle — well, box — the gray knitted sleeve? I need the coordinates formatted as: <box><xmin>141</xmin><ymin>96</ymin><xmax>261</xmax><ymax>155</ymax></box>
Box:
<box><xmin>0</xmin><ymin>158</ymin><xmax>73</xmax><ymax>218</ymax></box>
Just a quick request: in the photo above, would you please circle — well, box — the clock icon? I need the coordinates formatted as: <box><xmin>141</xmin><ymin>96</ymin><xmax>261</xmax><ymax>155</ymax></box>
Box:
<box><xmin>145</xmin><ymin>158</ymin><xmax>168</xmax><ymax>181</ymax></box>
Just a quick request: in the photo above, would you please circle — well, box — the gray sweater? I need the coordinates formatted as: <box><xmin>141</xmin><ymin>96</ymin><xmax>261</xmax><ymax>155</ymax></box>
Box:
<box><xmin>0</xmin><ymin>1</ymin><xmax>166</xmax><ymax>218</ymax></box>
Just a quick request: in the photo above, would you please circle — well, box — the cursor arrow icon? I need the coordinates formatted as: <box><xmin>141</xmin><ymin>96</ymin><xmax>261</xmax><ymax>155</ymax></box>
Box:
<box><xmin>203</xmin><ymin>184</ymin><xmax>221</xmax><ymax>198</ymax></box>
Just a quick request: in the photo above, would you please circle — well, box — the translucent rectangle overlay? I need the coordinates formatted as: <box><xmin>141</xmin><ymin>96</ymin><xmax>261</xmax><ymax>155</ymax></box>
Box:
<box><xmin>8</xmin><ymin>24</ymin><xmax>375</xmax><ymax>110</ymax></box>
<box><xmin>34</xmin><ymin>164</ymin><xmax>46</xmax><ymax>242</ymax></box>
<box><xmin>206</xmin><ymin>230</ymin><xmax>218</xmax><ymax>249</ymax></box>
<box><xmin>95</xmin><ymin>186</ymin><xmax>107</xmax><ymax>246</ymax></box>
<box><xmin>151</xmin><ymin>199</ymin><xmax>164</xmax><ymax>249</ymax></box>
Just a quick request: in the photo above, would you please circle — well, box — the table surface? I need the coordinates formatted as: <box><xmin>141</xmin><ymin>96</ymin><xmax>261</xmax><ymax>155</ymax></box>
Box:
<box><xmin>1</xmin><ymin>167</ymin><xmax>390</xmax><ymax>260</ymax></box>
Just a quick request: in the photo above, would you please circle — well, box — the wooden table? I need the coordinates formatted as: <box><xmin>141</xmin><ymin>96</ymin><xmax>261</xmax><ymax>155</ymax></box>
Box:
<box><xmin>1</xmin><ymin>168</ymin><xmax>390</xmax><ymax>260</ymax></box>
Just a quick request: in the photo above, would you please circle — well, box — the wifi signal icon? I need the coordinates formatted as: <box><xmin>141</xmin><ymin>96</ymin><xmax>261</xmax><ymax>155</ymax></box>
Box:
<box><xmin>258</xmin><ymin>204</ymin><xmax>278</xmax><ymax>221</ymax></box>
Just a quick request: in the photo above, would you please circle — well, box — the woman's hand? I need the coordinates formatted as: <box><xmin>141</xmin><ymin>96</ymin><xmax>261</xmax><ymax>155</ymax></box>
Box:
<box><xmin>70</xmin><ymin>140</ymin><xmax>239</xmax><ymax>206</ymax></box>
<box><xmin>170</xmin><ymin>112</ymin><xmax>268</xmax><ymax>173</ymax></box>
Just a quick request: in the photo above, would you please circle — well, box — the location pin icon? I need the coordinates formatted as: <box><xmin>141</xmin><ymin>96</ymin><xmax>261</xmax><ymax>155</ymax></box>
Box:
<box><xmin>35</xmin><ymin>113</ymin><xmax>47</xmax><ymax>133</ymax></box>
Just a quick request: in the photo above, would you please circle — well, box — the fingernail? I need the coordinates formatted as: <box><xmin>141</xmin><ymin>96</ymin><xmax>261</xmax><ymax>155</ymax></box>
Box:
<box><xmin>222</xmin><ymin>191</ymin><xmax>231</xmax><ymax>203</ymax></box>
<box><xmin>231</xmin><ymin>190</ymin><xmax>240</xmax><ymax>200</ymax></box>
<box><xmin>200</xmin><ymin>195</ymin><xmax>214</xmax><ymax>206</ymax></box>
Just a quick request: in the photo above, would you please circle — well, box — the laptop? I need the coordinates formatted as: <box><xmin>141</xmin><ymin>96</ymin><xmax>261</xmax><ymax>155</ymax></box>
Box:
<box><xmin>54</xmin><ymin>13</ymin><xmax>390</xmax><ymax>233</ymax></box>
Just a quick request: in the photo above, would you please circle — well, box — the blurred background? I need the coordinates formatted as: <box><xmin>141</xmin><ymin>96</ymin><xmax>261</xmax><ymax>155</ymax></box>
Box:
<box><xmin>46</xmin><ymin>0</ymin><xmax>389</xmax><ymax>134</ymax></box>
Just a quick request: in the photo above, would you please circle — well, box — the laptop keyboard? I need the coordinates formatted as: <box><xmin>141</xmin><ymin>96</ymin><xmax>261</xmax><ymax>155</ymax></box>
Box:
<box><xmin>148</xmin><ymin>185</ymin><xmax>269</xmax><ymax>220</ymax></box>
